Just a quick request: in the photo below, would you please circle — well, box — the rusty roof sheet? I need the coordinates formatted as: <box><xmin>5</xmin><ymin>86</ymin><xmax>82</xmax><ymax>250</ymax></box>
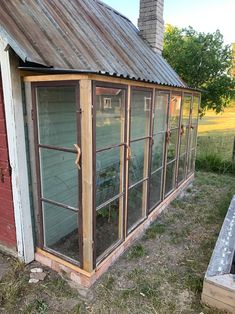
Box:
<box><xmin>0</xmin><ymin>0</ymin><xmax>187</xmax><ymax>88</ymax></box>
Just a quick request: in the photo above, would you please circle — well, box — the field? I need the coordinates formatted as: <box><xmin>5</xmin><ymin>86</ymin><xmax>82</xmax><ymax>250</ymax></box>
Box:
<box><xmin>197</xmin><ymin>101</ymin><xmax>235</xmax><ymax>161</ymax></box>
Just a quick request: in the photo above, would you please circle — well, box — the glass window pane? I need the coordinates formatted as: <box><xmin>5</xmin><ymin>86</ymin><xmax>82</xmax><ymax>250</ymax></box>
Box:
<box><xmin>43</xmin><ymin>202</ymin><xmax>79</xmax><ymax>261</ymax></box>
<box><xmin>151</xmin><ymin>133</ymin><xmax>165</xmax><ymax>172</ymax></box>
<box><xmin>188</xmin><ymin>149</ymin><xmax>196</xmax><ymax>175</ymax></box>
<box><xmin>154</xmin><ymin>92</ymin><xmax>168</xmax><ymax>134</ymax></box>
<box><xmin>192</xmin><ymin>126</ymin><xmax>198</xmax><ymax>149</ymax></box>
<box><xmin>192</xmin><ymin>96</ymin><xmax>199</xmax><ymax>124</ymax></box>
<box><xmin>96</xmin><ymin>198</ymin><xmax>120</xmax><ymax>258</ymax></box>
<box><xmin>179</xmin><ymin>127</ymin><xmax>189</xmax><ymax>156</ymax></box>
<box><xmin>40</xmin><ymin>148</ymin><xmax>78</xmax><ymax>209</ymax></box>
<box><xmin>96</xmin><ymin>87</ymin><xmax>125</xmax><ymax>149</ymax></box>
<box><xmin>165</xmin><ymin>161</ymin><xmax>176</xmax><ymax>196</ymax></box>
<box><xmin>37</xmin><ymin>86</ymin><xmax>77</xmax><ymax>148</ymax></box>
<box><xmin>182</xmin><ymin>95</ymin><xmax>191</xmax><ymax>126</ymax></box>
<box><xmin>167</xmin><ymin>129</ymin><xmax>179</xmax><ymax>162</ymax></box>
<box><xmin>96</xmin><ymin>147</ymin><xmax>122</xmax><ymax>207</ymax></box>
<box><xmin>129</xmin><ymin>139</ymin><xmax>147</xmax><ymax>186</ymax></box>
<box><xmin>178</xmin><ymin>154</ymin><xmax>186</xmax><ymax>183</ymax></box>
<box><xmin>188</xmin><ymin>127</ymin><xmax>197</xmax><ymax>151</ymax></box>
<box><xmin>169</xmin><ymin>94</ymin><xmax>181</xmax><ymax>129</ymax></box>
<box><xmin>131</xmin><ymin>90</ymin><xmax>152</xmax><ymax>139</ymax></box>
<box><xmin>128</xmin><ymin>182</ymin><xmax>145</xmax><ymax>230</ymax></box>
<box><xmin>149</xmin><ymin>169</ymin><xmax>162</xmax><ymax>210</ymax></box>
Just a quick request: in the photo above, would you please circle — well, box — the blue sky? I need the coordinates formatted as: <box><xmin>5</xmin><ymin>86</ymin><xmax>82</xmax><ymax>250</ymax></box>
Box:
<box><xmin>103</xmin><ymin>0</ymin><xmax>235</xmax><ymax>44</ymax></box>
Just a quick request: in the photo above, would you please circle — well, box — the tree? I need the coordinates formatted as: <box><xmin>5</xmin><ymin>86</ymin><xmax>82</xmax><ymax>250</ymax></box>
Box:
<box><xmin>163</xmin><ymin>25</ymin><xmax>235</xmax><ymax>114</ymax></box>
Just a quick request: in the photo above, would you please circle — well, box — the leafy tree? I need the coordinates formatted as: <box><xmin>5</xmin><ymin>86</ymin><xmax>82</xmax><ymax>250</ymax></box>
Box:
<box><xmin>163</xmin><ymin>25</ymin><xmax>235</xmax><ymax>114</ymax></box>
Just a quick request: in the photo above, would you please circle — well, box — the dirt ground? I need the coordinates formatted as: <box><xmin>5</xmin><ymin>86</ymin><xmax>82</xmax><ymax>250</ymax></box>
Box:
<box><xmin>0</xmin><ymin>171</ymin><xmax>234</xmax><ymax>314</ymax></box>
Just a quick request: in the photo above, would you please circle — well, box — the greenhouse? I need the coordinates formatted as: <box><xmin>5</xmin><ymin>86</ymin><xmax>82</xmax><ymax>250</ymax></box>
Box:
<box><xmin>24</xmin><ymin>77</ymin><xmax>200</xmax><ymax>281</ymax></box>
<box><xmin>0</xmin><ymin>0</ymin><xmax>200</xmax><ymax>286</ymax></box>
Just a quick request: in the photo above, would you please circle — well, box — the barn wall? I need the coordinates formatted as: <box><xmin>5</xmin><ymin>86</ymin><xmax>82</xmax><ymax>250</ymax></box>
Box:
<box><xmin>0</xmin><ymin>74</ymin><xmax>16</xmax><ymax>249</ymax></box>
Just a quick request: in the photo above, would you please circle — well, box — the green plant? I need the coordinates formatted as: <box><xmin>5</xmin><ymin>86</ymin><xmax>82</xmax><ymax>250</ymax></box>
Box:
<box><xmin>196</xmin><ymin>153</ymin><xmax>235</xmax><ymax>175</ymax></box>
<box><xmin>127</xmin><ymin>244</ymin><xmax>147</xmax><ymax>259</ymax></box>
<box><xmin>35</xmin><ymin>299</ymin><xmax>49</xmax><ymax>314</ymax></box>
<box><xmin>144</xmin><ymin>223</ymin><xmax>166</xmax><ymax>240</ymax></box>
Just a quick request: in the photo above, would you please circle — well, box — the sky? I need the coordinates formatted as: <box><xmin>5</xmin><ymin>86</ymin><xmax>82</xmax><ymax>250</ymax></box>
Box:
<box><xmin>103</xmin><ymin>0</ymin><xmax>235</xmax><ymax>44</ymax></box>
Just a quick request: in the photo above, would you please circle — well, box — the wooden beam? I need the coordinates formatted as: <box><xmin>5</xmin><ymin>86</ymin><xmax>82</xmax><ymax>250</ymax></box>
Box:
<box><xmin>80</xmin><ymin>79</ymin><xmax>94</xmax><ymax>272</ymax></box>
<box><xmin>124</xmin><ymin>86</ymin><xmax>131</xmax><ymax>237</ymax></box>
<box><xmin>23</xmin><ymin>73</ymin><xmax>200</xmax><ymax>96</ymax></box>
<box><xmin>0</xmin><ymin>41</ymin><xmax>34</xmax><ymax>263</ymax></box>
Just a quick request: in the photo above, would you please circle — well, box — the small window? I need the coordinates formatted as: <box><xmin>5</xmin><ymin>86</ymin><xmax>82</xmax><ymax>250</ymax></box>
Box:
<box><xmin>144</xmin><ymin>97</ymin><xmax>151</xmax><ymax>112</ymax></box>
<box><xmin>103</xmin><ymin>97</ymin><xmax>112</xmax><ymax>109</ymax></box>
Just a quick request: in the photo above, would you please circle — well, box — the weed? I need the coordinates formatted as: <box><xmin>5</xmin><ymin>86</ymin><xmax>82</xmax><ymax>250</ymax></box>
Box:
<box><xmin>196</xmin><ymin>153</ymin><xmax>235</xmax><ymax>175</ymax></box>
<box><xmin>103</xmin><ymin>275</ymin><xmax>115</xmax><ymax>290</ymax></box>
<box><xmin>127</xmin><ymin>244</ymin><xmax>147</xmax><ymax>259</ymax></box>
<box><xmin>183</xmin><ymin>273</ymin><xmax>203</xmax><ymax>294</ymax></box>
<box><xmin>35</xmin><ymin>299</ymin><xmax>49</xmax><ymax>314</ymax></box>
<box><xmin>144</xmin><ymin>223</ymin><xmax>166</xmax><ymax>240</ymax></box>
<box><xmin>127</xmin><ymin>268</ymin><xmax>144</xmax><ymax>280</ymax></box>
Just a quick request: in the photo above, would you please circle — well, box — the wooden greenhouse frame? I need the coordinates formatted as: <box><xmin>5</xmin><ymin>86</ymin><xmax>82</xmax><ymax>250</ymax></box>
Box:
<box><xmin>23</xmin><ymin>73</ymin><xmax>200</xmax><ymax>287</ymax></box>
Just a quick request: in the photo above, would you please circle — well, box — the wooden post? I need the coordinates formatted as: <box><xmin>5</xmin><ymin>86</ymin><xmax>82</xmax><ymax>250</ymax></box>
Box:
<box><xmin>80</xmin><ymin>79</ymin><xmax>93</xmax><ymax>272</ymax></box>
<box><xmin>0</xmin><ymin>41</ymin><xmax>34</xmax><ymax>263</ymax></box>
<box><xmin>233</xmin><ymin>136</ymin><xmax>235</xmax><ymax>163</ymax></box>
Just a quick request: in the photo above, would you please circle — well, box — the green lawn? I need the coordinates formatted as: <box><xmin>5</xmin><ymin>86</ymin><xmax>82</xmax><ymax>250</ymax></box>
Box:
<box><xmin>197</xmin><ymin>101</ymin><xmax>235</xmax><ymax>161</ymax></box>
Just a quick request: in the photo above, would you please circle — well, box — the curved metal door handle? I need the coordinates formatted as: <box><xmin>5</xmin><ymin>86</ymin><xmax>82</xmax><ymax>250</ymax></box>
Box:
<box><xmin>74</xmin><ymin>144</ymin><xmax>81</xmax><ymax>170</ymax></box>
<box><xmin>126</xmin><ymin>145</ymin><xmax>132</xmax><ymax>160</ymax></box>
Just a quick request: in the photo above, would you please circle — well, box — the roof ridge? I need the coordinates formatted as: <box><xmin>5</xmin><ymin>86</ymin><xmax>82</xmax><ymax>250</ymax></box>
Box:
<box><xmin>96</xmin><ymin>0</ymin><xmax>132</xmax><ymax>23</ymax></box>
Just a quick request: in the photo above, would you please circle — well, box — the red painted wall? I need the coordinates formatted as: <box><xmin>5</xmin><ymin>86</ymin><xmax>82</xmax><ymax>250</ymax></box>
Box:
<box><xmin>0</xmin><ymin>74</ymin><xmax>16</xmax><ymax>248</ymax></box>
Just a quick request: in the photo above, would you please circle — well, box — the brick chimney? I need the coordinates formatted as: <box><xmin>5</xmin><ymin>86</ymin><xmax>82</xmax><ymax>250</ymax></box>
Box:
<box><xmin>138</xmin><ymin>0</ymin><xmax>164</xmax><ymax>54</ymax></box>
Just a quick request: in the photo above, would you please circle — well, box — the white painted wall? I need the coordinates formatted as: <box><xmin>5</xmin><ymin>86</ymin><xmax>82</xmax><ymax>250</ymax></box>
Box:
<box><xmin>0</xmin><ymin>38</ymin><xmax>34</xmax><ymax>263</ymax></box>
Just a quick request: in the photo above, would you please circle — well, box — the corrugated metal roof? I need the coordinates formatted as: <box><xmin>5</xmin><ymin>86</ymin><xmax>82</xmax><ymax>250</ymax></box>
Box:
<box><xmin>0</xmin><ymin>0</ymin><xmax>187</xmax><ymax>88</ymax></box>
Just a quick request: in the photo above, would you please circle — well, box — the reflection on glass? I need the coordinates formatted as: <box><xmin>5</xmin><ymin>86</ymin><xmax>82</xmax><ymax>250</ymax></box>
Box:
<box><xmin>191</xmin><ymin>126</ymin><xmax>198</xmax><ymax>149</ymax></box>
<box><xmin>96</xmin><ymin>198</ymin><xmax>120</xmax><ymax>258</ymax></box>
<box><xmin>40</xmin><ymin>148</ymin><xmax>78</xmax><ymax>208</ymax></box>
<box><xmin>131</xmin><ymin>90</ymin><xmax>152</xmax><ymax>139</ymax></box>
<box><xmin>128</xmin><ymin>182</ymin><xmax>144</xmax><ymax>230</ymax></box>
<box><xmin>178</xmin><ymin>154</ymin><xmax>186</xmax><ymax>183</ymax></box>
<box><xmin>149</xmin><ymin>169</ymin><xmax>162</xmax><ymax>210</ymax></box>
<box><xmin>179</xmin><ymin>127</ymin><xmax>189</xmax><ymax>156</ymax></box>
<box><xmin>169</xmin><ymin>95</ymin><xmax>181</xmax><ymax>129</ymax></box>
<box><xmin>96</xmin><ymin>87</ymin><xmax>125</xmax><ymax>149</ymax></box>
<box><xmin>151</xmin><ymin>133</ymin><xmax>165</xmax><ymax>171</ymax></box>
<box><xmin>154</xmin><ymin>93</ymin><xmax>168</xmax><ymax>134</ymax></box>
<box><xmin>129</xmin><ymin>140</ymin><xmax>147</xmax><ymax>186</ymax></box>
<box><xmin>43</xmin><ymin>202</ymin><xmax>79</xmax><ymax>261</ymax></box>
<box><xmin>96</xmin><ymin>148</ymin><xmax>121</xmax><ymax>207</ymax></box>
<box><xmin>165</xmin><ymin>161</ymin><xmax>176</xmax><ymax>195</ymax></box>
<box><xmin>167</xmin><ymin>129</ymin><xmax>178</xmax><ymax>162</ymax></box>
<box><xmin>37</xmin><ymin>86</ymin><xmax>77</xmax><ymax>148</ymax></box>
<box><xmin>192</xmin><ymin>96</ymin><xmax>199</xmax><ymax>124</ymax></box>
<box><xmin>182</xmin><ymin>96</ymin><xmax>191</xmax><ymax>126</ymax></box>
<box><xmin>188</xmin><ymin>149</ymin><xmax>196</xmax><ymax>175</ymax></box>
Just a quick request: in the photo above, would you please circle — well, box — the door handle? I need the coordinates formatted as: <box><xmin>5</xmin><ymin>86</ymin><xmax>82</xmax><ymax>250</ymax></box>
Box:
<box><xmin>126</xmin><ymin>145</ymin><xmax>132</xmax><ymax>161</ymax></box>
<box><xmin>180</xmin><ymin>124</ymin><xmax>185</xmax><ymax>135</ymax></box>
<box><xmin>74</xmin><ymin>144</ymin><xmax>81</xmax><ymax>170</ymax></box>
<box><xmin>166</xmin><ymin>130</ymin><xmax>171</xmax><ymax>144</ymax></box>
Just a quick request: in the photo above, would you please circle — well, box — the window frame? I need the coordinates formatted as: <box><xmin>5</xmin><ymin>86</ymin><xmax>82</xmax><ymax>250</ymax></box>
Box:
<box><xmin>31</xmin><ymin>80</ymin><xmax>83</xmax><ymax>267</ymax></box>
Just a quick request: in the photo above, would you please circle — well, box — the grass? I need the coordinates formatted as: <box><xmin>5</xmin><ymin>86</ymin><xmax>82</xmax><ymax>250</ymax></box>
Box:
<box><xmin>144</xmin><ymin>222</ymin><xmax>166</xmax><ymax>239</ymax></box>
<box><xmin>1</xmin><ymin>171</ymin><xmax>234</xmax><ymax>313</ymax></box>
<box><xmin>196</xmin><ymin>100</ymin><xmax>235</xmax><ymax>174</ymax></box>
<box><xmin>127</xmin><ymin>243</ymin><xmax>147</xmax><ymax>259</ymax></box>
<box><xmin>198</xmin><ymin>100</ymin><xmax>235</xmax><ymax>136</ymax></box>
<box><xmin>91</xmin><ymin>171</ymin><xmax>235</xmax><ymax>314</ymax></box>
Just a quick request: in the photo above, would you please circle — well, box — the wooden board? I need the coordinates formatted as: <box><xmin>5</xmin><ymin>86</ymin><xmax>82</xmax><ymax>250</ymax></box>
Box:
<box><xmin>80</xmin><ymin>79</ymin><xmax>93</xmax><ymax>272</ymax></box>
<box><xmin>23</xmin><ymin>73</ymin><xmax>200</xmax><ymax>96</ymax></box>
